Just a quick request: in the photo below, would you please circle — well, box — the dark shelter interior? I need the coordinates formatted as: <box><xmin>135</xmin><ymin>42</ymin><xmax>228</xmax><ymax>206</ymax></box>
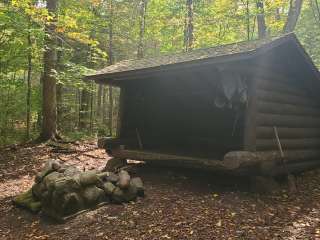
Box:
<box><xmin>119</xmin><ymin>64</ymin><xmax>249</xmax><ymax>159</ymax></box>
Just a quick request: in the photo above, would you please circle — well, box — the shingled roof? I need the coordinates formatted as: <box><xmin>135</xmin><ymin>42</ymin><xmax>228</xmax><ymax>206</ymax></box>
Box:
<box><xmin>86</xmin><ymin>33</ymin><xmax>319</xmax><ymax>82</ymax></box>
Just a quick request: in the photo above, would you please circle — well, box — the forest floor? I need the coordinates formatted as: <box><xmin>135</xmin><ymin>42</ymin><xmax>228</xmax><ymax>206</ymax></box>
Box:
<box><xmin>1</xmin><ymin>142</ymin><xmax>320</xmax><ymax>239</ymax></box>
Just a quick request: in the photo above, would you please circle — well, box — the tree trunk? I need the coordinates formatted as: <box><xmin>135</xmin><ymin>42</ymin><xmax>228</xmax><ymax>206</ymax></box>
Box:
<box><xmin>26</xmin><ymin>27</ymin><xmax>32</xmax><ymax>140</ymax></box>
<box><xmin>137</xmin><ymin>0</ymin><xmax>147</xmax><ymax>59</ymax></box>
<box><xmin>256</xmin><ymin>0</ymin><xmax>267</xmax><ymax>39</ymax></box>
<box><xmin>79</xmin><ymin>87</ymin><xmax>90</xmax><ymax>129</ymax></box>
<box><xmin>108</xmin><ymin>86</ymin><xmax>113</xmax><ymax>136</ymax></box>
<box><xmin>56</xmin><ymin>38</ymin><xmax>63</xmax><ymax>131</ymax></box>
<box><xmin>108</xmin><ymin>0</ymin><xmax>114</xmax><ymax>136</ymax></box>
<box><xmin>283</xmin><ymin>0</ymin><xmax>303</xmax><ymax>33</ymax></box>
<box><xmin>246</xmin><ymin>0</ymin><xmax>250</xmax><ymax>41</ymax></box>
<box><xmin>185</xmin><ymin>0</ymin><xmax>194</xmax><ymax>51</ymax></box>
<box><xmin>97</xmin><ymin>85</ymin><xmax>103</xmax><ymax>119</ymax></box>
<box><xmin>40</xmin><ymin>0</ymin><xmax>58</xmax><ymax>141</ymax></box>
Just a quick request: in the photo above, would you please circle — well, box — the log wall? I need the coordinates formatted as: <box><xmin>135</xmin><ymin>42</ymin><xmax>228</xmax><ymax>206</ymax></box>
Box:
<box><xmin>254</xmin><ymin>76</ymin><xmax>320</xmax><ymax>152</ymax></box>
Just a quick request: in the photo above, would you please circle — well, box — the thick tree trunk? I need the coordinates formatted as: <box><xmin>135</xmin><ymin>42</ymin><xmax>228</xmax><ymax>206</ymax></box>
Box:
<box><xmin>256</xmin><ymin>0</ymin><xmax>267</xmax><ymax>39</ymax></box>
<box><xmin>40</xmin><ymin>0</ymin><xmax>58</xmax><ymax>141</ymax></box>
<box><xmin>137</xmin><ymin>0</ymin><xmax>147</xmax><ymax>59</ymax></box>
<box><xmin>185</xmin><ymin>0</ymin><xmax>194</xmax><ymax>51</ymax></box>
<box><xmin>283</xmin><ymin>0</ymin><xmax>303</xmax><ymax>33</ymax></box>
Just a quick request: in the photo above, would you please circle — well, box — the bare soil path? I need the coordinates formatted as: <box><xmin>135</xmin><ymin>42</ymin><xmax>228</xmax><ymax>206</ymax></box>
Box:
<box><xmin>1</xmin><ymin>141</ymin><xmax>320</xmax><ymax>239</ymax></box>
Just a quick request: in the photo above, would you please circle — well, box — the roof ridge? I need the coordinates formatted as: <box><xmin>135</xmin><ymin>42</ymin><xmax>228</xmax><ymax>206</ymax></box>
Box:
<box><xmin>109</xmin><ymin>33</ymin><xmax>293</xmax><ymax>65</ymax></box>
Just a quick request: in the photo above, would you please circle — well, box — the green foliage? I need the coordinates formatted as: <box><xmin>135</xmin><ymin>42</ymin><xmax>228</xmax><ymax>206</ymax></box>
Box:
<box><xmin>0</xmin><ymin>0</ymin><xmax>319</xmax><ymax>146</ymax></box>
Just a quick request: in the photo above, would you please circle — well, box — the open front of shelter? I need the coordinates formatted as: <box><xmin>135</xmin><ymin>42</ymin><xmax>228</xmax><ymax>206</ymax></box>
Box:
<box><xmin>87</xmin><ymin>33</ymin><xmax>320</xmax><ymax>176</ymax></box>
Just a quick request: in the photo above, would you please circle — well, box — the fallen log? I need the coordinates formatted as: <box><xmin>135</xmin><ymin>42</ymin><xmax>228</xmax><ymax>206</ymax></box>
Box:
<box><xmin>111</xmin><ymin>149</ymin><xmax>320</xmax><ymax>176</ymax></box>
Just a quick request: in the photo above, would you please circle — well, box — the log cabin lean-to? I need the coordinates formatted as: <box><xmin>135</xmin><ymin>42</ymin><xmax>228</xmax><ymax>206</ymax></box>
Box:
<box><xmin>86</xmin><ymin>33</ymin><xmax>320</xmax><ymax>176</ymax></box>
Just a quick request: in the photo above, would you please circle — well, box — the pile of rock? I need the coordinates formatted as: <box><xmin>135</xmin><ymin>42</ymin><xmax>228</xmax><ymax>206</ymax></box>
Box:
<box><xmin>13</xmin><ymin>160</ymin><xmax>144</xmax><ymax>221</ymax></box>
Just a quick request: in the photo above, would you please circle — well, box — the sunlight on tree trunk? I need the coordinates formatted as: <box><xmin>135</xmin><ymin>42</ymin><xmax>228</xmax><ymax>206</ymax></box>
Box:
<box><xmin>256</xmin><ymin>0</ymin><xmax>267</xmax><ymax>39</ymax></box>
<box><xmin>283</xmin><ymin>0</ymin><xmax>303</xmax><ymax>33</ymax></box>
<box><xmin>40</xmin><ymin>0</ymin><xmax>58</xmax><ymax>141</ymax></box>
<box><xmin>137</xmin><ymin>0</ymin><xmax>147</xmax><ymax>59</ymax></box>
<box><xmin>185</xmin><ymin>0</ymin><xmax>194</xmax><ymax>51</ymax></box>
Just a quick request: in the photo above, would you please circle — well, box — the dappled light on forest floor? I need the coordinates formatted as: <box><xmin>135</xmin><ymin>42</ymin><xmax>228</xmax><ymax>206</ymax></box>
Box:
<box><xmin>1</xmin><ymin>142</ymin><xmax>320</xmax><ymax>239</ymax></box>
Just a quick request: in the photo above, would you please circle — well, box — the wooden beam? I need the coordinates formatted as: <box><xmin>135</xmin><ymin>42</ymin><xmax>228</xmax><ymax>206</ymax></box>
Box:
<box><xmin>257</xmin><ymin>101</ymin><xmax>320</xmax><ymax>116</ymax></box>
<box><xmin>257</xmin><ymin>79</ymin><xmax>308</xmax><ymax>97</ymax></box>
<box><xmin>257</xmin><ymin>113</ymin><xmax>320</xmax><ymax>128</ymax></box>
<box><xmin>257</xmin><ymin>127</ymin><xmax>320</xmax><ymax>139</ymax></box>
<box><xmin>257</xmin><ymin>89</ymin><xmax>320</xmax><ymax>107</ymax></box>
<box><xmin>256</xmin><ymin>138</ymin><xmax>320</xmax><ymax>150</ymax></box>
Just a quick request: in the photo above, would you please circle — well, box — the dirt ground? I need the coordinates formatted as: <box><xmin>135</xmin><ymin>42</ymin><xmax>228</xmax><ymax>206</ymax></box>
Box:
<box><xmin>1</xmin><ymin>142</ymin><xmax>320</xmax><ymax>240</ymax></box>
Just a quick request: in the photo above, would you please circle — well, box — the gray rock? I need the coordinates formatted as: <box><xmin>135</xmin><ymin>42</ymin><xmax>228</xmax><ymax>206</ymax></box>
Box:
<box><xmin>35</xmin><ymin>159</ymin><xmax>60</xmax><ymax>183</ymax></box>
<box><xmin>130</xmin><ymin>177</ymin><xmax>144</xmax><ymax>197</ymax></box>
<box><xmin>79</xmin><ymin>170</ymin><xmax>99</xmax><ymax>186</ymax></box>
<box><xmin>106</xmin><ymin>172</ymin><xmax>119</xmax><ymax>183</ymax></box>
<box><xmin>54</xmin><ymin>176</ymin><xmax>81</xmax><ymax>194</ymax></box>
<box><xmin>117</xmin><ymin>170</ymin><xmax>130</xmax><ymax>189</ymax></box>
<box><xmin>62</xmin><ymin>192</ymin><xmax>84</xmax><ymax>216</ymax></box>
<box><xmin>82</xmin><ymin>186</ymin><xmax>105</xmax><ymax>207</ymax></box>
<box><xmin>112</xmin><ymin>187</ymin><xmax>125</xmax><ymax>203</ymax></box>
<box><xmin>43</xmin><ymin>171</ymin><xmax>63</xmax><ymax>193</ymax></box>
<box><xmin>103</xmin><ymin>182</ymin><xmax>116</xmax><ymax>195</ymax></box>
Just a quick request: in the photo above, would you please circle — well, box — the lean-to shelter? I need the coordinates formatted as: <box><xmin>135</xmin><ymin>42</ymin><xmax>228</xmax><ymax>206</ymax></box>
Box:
<box><xmin>86</xmin><ymin>33</ymin><xmax>320</xmax><ymax>175</ymax></box>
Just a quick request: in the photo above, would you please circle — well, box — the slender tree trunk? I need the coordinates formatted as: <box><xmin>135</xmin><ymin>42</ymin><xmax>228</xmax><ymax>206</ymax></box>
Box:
<box><xmin>246</xmin><ymin>0</ymin><xmax>250</xmax><ymax>41</ymax></box>
<box><xmin>56</xmin><ymin>38</ymin><xmax>63</xmax><ymax>131</ymax></box>
<box><xmin>90</xmin><ymin>82</ymin><xmax>94</xmax><ymax>133</ymax></box>
<box><xmin>102</xmin><ymin>86</ymin><xmax>108</xmax><ymax>125</ymax></box>
<box><xmin>26</xmin><ymin>28</ymin><xmax>32</xmax><ymax>139</ymax></box>
<box><xmin>40</xmin><ymin>0</ymin><xmax>58</xmax><ymax>141</ymax></box>
<box><xmin>185</xmin><ymin>0</ymin><xmax>194</xmax><ymax>51</ymax></box>
<box><xmin>108</xmin><ymin>0</ymin><xmax>114</xmax><ymax>136</ymax></box>
<box><xmin>283</xmin><ymin>0</ymin><xmax>303</xmax><ymax>33</ymax></box>
<box><xmin>137</xmin><ymin>0</ymin><xmax>147</xmax><ymax>59</ymax></box>
<box><xmin>256</xmin><ymin>0</ymin><xmax>267</xmax><ymax>39</ymax></box>
<box><xmin>97</xmin><ymin>84</ymin><xmax>103</xmax><ymax>119</ymax></box>
<box><xmin>79</xmin><ymin>87</ymin><xmax>90</xmax><ymax>129</ymax></box>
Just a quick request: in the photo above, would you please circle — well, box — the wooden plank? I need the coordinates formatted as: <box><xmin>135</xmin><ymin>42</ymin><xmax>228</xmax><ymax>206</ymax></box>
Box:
<box><xmin>257</xmin><ymin>79</ymin><xmax>308</xmax><ymax>97</ymax></box>
<box><xmin>256</xmin><ymin>138</ymin><xmax>320</xmax><ymax>150</ymax></box>
<box><xmin>257</xmin><ymin>127</ymin><xmax>320</xmax><ymax>139</ymax></box>
<box><xmin>243</xmin><ymin>78</ymin><xmax>258</xmax><ymax>151</ymax></box>
<box><xmin>257</xmin><ymin>101</ymin><xmax>320</xmax><ymax>116</ymax></box>
<box><xmin>256</xmin><ymin>89</ymin><xmax>320</xmax><ymax>107</ymax></box>
<box><xmin>257</xmin><ymin>113</ymin><xmax>320</xmax><ymax>128</ymax></box>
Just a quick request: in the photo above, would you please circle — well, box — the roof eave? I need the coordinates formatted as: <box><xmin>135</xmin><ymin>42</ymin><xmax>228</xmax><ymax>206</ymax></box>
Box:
<box><xmin>86</xmin><ymin>50</ymin><xmax>256</xmax><ymax>85</ymax></box>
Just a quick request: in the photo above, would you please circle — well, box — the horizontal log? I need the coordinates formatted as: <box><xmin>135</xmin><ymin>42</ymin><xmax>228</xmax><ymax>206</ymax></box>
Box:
<box><xmin>257</xmin><ymin>79</ymin><xmax>308</xmax><ymax>97</ymax></box>
<box><xmin>256</xmin><ymin>138</ymin><xmax>320</xmax><ymax>150</ymax></box>
<box><xmin>112</xmin><ymin>149</ymin><xmax>226</xmax><ymax>171</ymax></box>
<box><xmin>257</xmin><ymin>113</ymin><xmax>320</xmax><ymax>128</ymax></box>
<box><xmin>111</xmin><ymin>149</ymin><xmax>320</xmax><ymax>176</ymax></box>
<box><xmin>257</xmin><ymin>127</ymin><xmax>320</xmax><ymax>139</ymax></box>
<box><xmin>257</xmin><ymin>101</ymin><xmax>320</xmax><ymax>117</ymax></box>
<box><xmin>256</xmin><ymin>89</ymin><xmax>319</xmax><ymax>107</ymax></box>
<box><xmin>270</xmin><ymin>159</ymin><xmax>320</xmax><ymax>176</ymax></box>
<box><xmin>224</xmin><ymin>150</ymin><xmax>320</xmax><ymax>167</ymax></box>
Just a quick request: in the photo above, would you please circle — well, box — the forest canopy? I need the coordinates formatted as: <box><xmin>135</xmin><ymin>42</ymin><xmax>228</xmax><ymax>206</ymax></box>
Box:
<box><xmin>0</xmin><ymin>0</ymin><xmax>319</xmax><ymax>146</ymax></box>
